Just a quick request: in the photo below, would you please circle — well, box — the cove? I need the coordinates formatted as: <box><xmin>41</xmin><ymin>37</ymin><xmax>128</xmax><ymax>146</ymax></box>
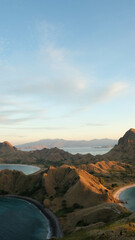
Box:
<box><xmin>119</xmin><ymin>186</ymin><xmax>135</xmax><ymax>212</ymax></box>
<box><xmin>0</xmin><ymin>164</ymin><xmax>40</xmax><ymax>175</ymax></box>
<box><xmin>0</xmin><ymin>197</ymin><xmax>50</xmax><ymax>240</ymax></box>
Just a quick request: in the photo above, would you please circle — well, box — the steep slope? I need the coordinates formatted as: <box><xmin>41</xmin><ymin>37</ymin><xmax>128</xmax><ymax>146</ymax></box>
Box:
<box><xmin>42</xmin><ymin>165</ymin><xmax>128</xmax><ymax>233</ymax></box>
<box><xmin>0</xmin><ymin>142</ymin><xmax>36</xmax><ymax>164</ymax></box>
<box><xmin>43</xmin><ymin>165</ymin><xmax>115</xmax><ymax>212</ymax></box>
<box><xmin>118</xmin><ymin>128</ymin><xmax>135</xmax><ymax>145</ymax></box>
<box><xmin>0</xmin><ymin>141</ymin><xmax>17</xmax><ymax>153</ymax></box>
<box><xmin>105</xmin><ymin>128</ymin><xmax>135</xmax><ymax>164</ymax></box>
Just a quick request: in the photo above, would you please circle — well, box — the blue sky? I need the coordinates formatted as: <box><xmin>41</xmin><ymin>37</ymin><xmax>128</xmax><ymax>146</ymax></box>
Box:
<box><xmin>0</xmin><ymin>0</ymin><xmax>135</xmax><ymax>144</ymax></box>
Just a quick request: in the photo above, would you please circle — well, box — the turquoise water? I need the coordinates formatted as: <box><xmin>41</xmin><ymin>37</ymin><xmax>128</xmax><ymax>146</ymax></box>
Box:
<box><xmin>0</xmin><ymin>164</ymin><xmax>40</xmax><ymax>175</ymax></box>
<box><xmin>119</xmin><ymin>187</ymin><xmax>135</xmax><ymax>212</ymax></box>
<box><xmin>0</xmin><ymin>197</ymin><xmax>50</xmax><ymax>240</ymax></box>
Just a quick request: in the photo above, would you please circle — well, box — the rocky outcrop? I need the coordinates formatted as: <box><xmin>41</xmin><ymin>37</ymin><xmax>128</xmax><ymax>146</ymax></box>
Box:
<box><xmin>105</xmin><ymin>129</ymin><xmax>135</xmax><ymax>164</ymax></box>
<box><xmin>118</xmin><ymin>128</ymin><xmax>135</xmax><ymax>145</ymax></box>
<box><xmin>0</xmin><ymin>141</ymin><xmax>17</xmax><ymax>153</ymax></box>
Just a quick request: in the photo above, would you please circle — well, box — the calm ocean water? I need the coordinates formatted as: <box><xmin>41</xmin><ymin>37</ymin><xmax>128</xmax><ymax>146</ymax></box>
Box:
<box><xmin>0</xmin><ymin>197</ymin><xmax>49</xmax><ymax>240</ymax></box>
<box><xmin>23</xmin><ymin>146</ymin><xmax>112</xmax><ymax>155</ymax></box>
<box><xmin>0</xmin><ymin>164</ymin><xmax>40</xmax><ymax>175</ymax></box>
<box><xmin>119</xmin><ymin>187</ymin><xmax>135</xmax><ymax>212</ymax></box>
<box><xmin>61</xmin><ymin>147</ymin><xmax>112</xmax><ymax>155</ymax></box>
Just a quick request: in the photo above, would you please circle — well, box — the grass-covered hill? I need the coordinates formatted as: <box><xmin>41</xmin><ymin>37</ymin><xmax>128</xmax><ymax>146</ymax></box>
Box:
<box><xmin>1</xmin><ymin>129</ymin><xmax>135</xmax><ymax>238</ymax></box>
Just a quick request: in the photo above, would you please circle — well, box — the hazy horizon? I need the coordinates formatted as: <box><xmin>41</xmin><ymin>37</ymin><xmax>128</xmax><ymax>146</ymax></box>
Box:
<box><xmin>0</xmin><ymin>0</ymin><xmax>135</xmax><ymax>144</ymax></box>
<box><xmin>15</xmin><ymin>137</ymin><xmax>118</xmax><ymax>146</ymax></box>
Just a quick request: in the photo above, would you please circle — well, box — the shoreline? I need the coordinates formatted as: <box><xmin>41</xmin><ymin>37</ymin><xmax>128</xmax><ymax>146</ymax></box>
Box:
<box><xmin>2</xmin><ymin>195</ymin><xmax>63</xmax><ymax>239</ymax></box>
<box><xmin>113</xmin><ymin>183</ymin><xmax>135</xmax><ymax>202</ymax></box>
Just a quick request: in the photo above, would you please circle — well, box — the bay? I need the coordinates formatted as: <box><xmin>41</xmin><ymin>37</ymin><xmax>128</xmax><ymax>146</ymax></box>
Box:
<box><xmin>0</xmin><ymin>164</ymin><xmax>40</xmax><ymax>175</ymax></box>
<box><xmin>119</xmin><ymin>187</ymin><xmax>135</xmax><ymax>212</ymax></box>
<box><xmin>0</xmin><ymin>197</ymin><xmax>49</xmax><ymax>240</ymax></box>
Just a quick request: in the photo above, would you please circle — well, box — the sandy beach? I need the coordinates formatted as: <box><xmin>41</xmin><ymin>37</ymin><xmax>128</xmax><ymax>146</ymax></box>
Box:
<box><xmin>113</xmin><ymin>183</ymin><xmax>135</xmax><ymax>201</ymax></box>
<box><xmin>3</xmin><ymin>195</ymin><xmax>63</xmax><ymax>239</ymax></box>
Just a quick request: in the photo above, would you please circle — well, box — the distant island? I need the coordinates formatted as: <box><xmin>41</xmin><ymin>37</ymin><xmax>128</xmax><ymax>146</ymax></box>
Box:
<box><xmin>17</xmin><ymin>138</ymin><xmax>117</xmax><ymax>150</ymax></box>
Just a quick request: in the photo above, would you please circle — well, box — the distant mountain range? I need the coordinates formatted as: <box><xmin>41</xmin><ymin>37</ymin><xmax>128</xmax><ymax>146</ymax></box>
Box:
<box><xmin>16</xmin><ymin>138</ymin><xmax>118</xmax><ymax>150</ymax></box>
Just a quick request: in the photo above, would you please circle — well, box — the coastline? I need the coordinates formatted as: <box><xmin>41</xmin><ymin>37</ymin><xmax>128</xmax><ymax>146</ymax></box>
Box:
<box><xmin>2</xmin><ymin>195</ymin><xmax>63</xmax><ymax>239</ymax></box>
<box><xmin>113</xmin><ymin>183</ymin><xmax>135</xmax><ymax>202</ymax></box>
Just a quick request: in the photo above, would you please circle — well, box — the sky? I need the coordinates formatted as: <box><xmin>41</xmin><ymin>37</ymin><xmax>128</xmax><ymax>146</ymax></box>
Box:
<box><xmin>0</xmin><ymin>0</ymin><xmax>135</xmax><ymax>144</ymax></box>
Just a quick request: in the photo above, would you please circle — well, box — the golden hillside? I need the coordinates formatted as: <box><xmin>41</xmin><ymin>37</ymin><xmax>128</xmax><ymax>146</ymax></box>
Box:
<box><xmin>79</xmin><ymin>161</ymin><xmax>128</xmax><ymax>174</ymax></box>
<box><xmin>43</xmin><ymin>165</ymin><xmax>113</xmax><ymax>211</ymax></box>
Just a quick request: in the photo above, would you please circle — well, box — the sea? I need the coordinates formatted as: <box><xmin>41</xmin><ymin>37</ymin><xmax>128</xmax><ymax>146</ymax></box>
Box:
<box><xmin>119</xmin><ymin>187</ymin><xmax>135</xmax><ymax>212</ymax></box>
<box><xmin>23</xmin><ymin>146</ymin><xmax>113</xmax><ymax>155</ymax></box>
<box><xmin>0</xmin><ymin>197</ymin><xmax>50</xmax><ymax>240</ymax></box>
<box><xmin>0</xmin><ymin>164</ymin><xmax>40</xmax><ymax>175</ymax></box>
<box><xmin>61</xmin><ymin>146</ymin><xmax>112</xmax><ymax>155</ymax></box>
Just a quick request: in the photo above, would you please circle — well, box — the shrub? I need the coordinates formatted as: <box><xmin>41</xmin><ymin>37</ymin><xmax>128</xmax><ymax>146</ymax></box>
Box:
<box><xmin>99</xmin><ymin>177</ymin><xmax>104</xmax><ymax>185</ymax></box>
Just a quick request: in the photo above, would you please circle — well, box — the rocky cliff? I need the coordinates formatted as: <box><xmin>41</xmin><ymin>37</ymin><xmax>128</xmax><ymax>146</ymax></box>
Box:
<box><xmin>105</xmin><ymin>128</ymin><xmax>135</xmax><ymax>164</ymax></box>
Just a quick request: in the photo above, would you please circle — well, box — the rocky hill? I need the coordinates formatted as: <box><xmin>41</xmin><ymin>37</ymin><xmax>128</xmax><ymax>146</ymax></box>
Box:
<box><xmin>118</xmin><ymin>128</ymin><xmax>135</xmax><ymax>145</ymax></box>
<box><xmin>42</xmin><ymin>165</ymin><xmax>132</xmax><ymax>233</ymax></box>
<box><xmin>104</xmin><ymin>128</ymin><xmax>135</xmax><ymax>164</ymax></box>
<box><xmin>0</xmin><ymin>141</ymin><xmax>17</xmax><ymax>153</ymax></box>
<box><xmin>42</xmin><ymin>165</ymin><xmax>114</xmax><ymax>211</ymax></box>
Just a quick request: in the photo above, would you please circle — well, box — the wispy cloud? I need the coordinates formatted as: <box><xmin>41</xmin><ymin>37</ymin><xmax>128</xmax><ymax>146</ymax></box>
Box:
<box><xmin>86</xmin><ymin>123</ymin><xmax>107</xmax><ymax>127</ymax></box>
<box><xmin>101</xmin><ymin>82</ymin><xmax>129</xmax><ymax>100</ymax></box>
<box><xmin>0</xmin><ymin>97</ymin><xmax>48</xmax><ymax>125</ymax></box>
<box><xmin>0</xmin><ymin>21</ymin><xmax>130</xmax><ymax>125</ymax></box>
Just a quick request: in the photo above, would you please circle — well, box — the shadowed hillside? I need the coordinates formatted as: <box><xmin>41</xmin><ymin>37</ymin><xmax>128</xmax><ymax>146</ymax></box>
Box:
<box><xmin>0</xmin><ymin>142</ymin><xmax>95</xmax><ymax>166</ymax></box>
